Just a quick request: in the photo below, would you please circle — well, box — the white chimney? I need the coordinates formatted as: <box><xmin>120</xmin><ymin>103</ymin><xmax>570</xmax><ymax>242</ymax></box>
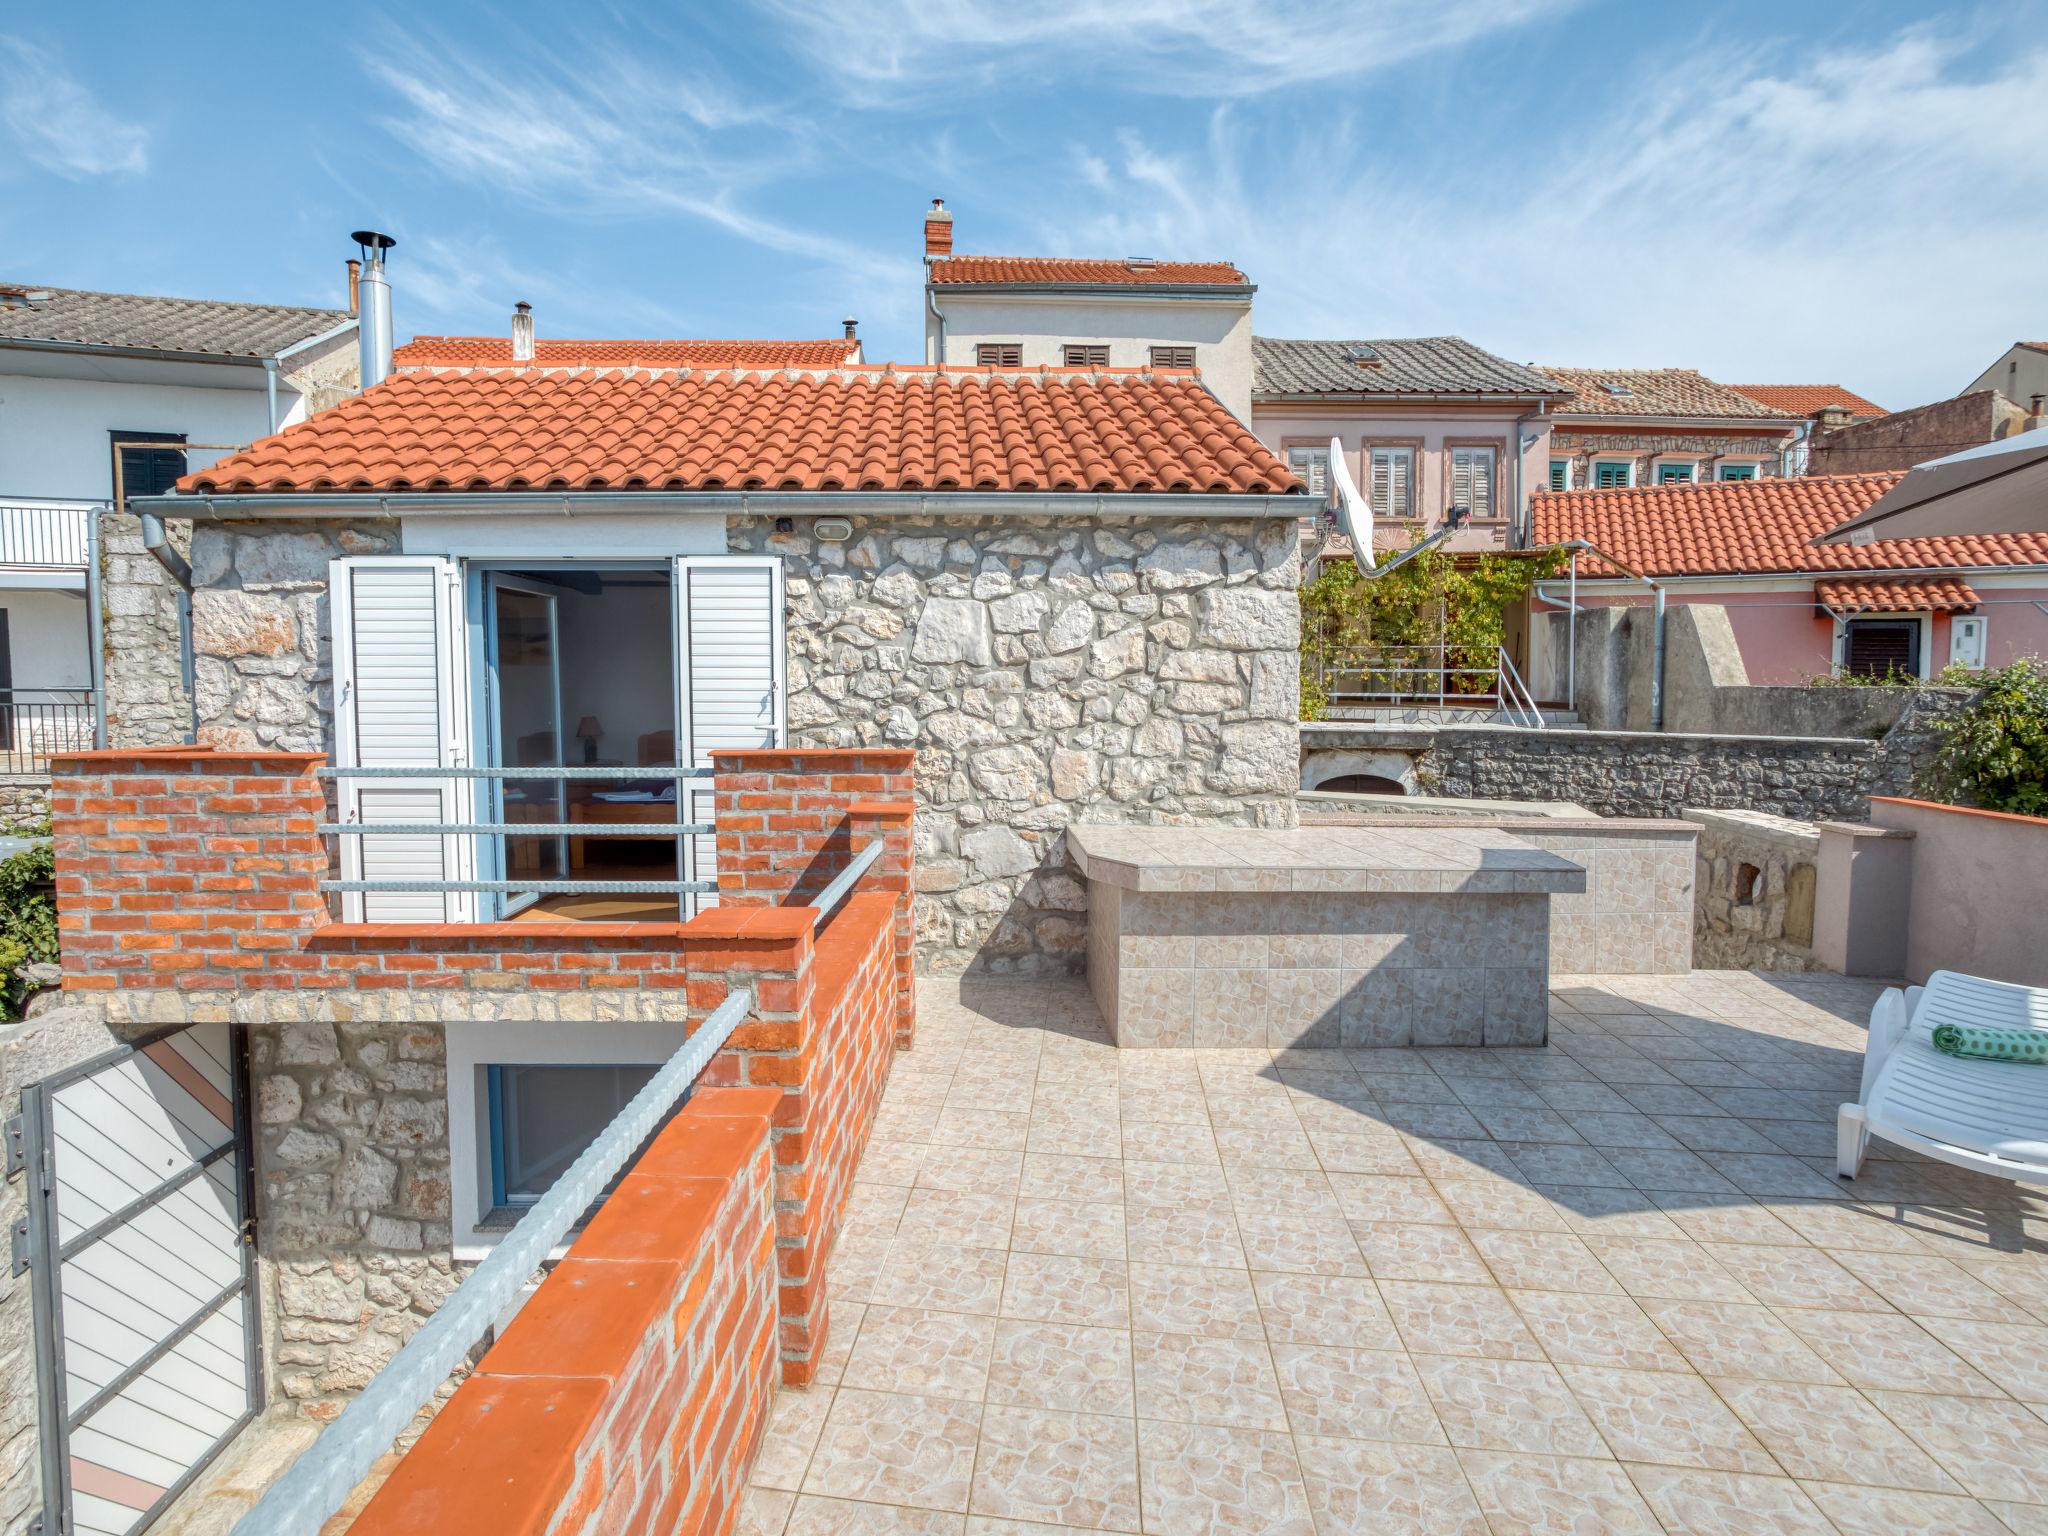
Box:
<box><xmin>351</xmin><ymin>230</ymin><xmax>396</xmax><ymax>388</ymax></box>
<box><xmin>512</xmin><ymin>301</ymin><xmax>535</xmax><ymax>362</ymax></box>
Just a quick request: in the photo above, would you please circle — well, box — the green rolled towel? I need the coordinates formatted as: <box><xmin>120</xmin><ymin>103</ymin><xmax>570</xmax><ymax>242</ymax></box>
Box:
<box><xmin>1931</xmin><ymin>1024</ymin><xmax>2048</xmax><ymax>1064</ymax></box>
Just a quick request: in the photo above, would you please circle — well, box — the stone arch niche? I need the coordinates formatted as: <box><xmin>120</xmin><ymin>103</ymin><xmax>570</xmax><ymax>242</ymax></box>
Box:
<box><xmin>1300</xmin><ymin>748</ymin><xmax>1421</xmax><ymax>795</ymax></box>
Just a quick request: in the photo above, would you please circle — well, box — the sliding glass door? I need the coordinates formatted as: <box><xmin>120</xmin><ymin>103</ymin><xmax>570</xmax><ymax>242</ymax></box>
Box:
<box><xmin>484</xmin><ymin>575</ymin><xmax>566</xmax><ymax>916</ymax></box>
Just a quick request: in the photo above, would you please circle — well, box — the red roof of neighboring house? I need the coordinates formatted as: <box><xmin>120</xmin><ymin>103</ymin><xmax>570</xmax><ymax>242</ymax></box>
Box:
<box><xmin>928</xmin><ymin>256</ymin><xmax>1250</xmax><ymax>287</ymax></box>
<box><xmin>1540</xmin><ymin>366</ymin><xmax>1797</xmax><ymax>420</ymax></box>
<box><xmin>1532</xmin><ymin>472</ymin><xmax>2048</xmax><ymax>577</ymax></box>
<box><xmin>178</xmin><ymin>367</ymin><xmax>1300</xmax><ymax>496</ymax></box>
<box><xmin>1816</xmin><ymin>576</ymin><xmax>1980</xmax><ymax>613</ymax></box>
<box><xmin>1728</xmin><ymin>384</ymin><xmax>1887</xmax><ymax>419</ymax></box>
<box><xmin>392</xmin><ymin>336</ymin><xmax>860</xmax><ymax>369</ymax></box>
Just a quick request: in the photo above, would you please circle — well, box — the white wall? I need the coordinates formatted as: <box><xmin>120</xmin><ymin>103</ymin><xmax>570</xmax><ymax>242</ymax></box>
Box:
<box><xmin>0</xmin><ymin>588</ymin><xmax>91</xmax><ymax>687</ymax></box>
<box><xmin>929</xmin><ymin>293</ymin><xmax>1255</xmax><ymax>423</ymax></box>
<box><xmin>1963</xmin><ymin>345</ymin><xmax>2048</xmax><ymax>406</ymax></box>
<box><xmin>0</xmin><ymin>367</ymin><xmax>281</xmax><ymax>503</ymax></box>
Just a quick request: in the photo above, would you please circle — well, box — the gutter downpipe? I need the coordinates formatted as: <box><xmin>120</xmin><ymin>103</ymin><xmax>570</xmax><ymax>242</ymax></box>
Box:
<box><xmin>924</xmin><ymin>278</ymin><xmax>946</xmax><ymax>365</ymax></box>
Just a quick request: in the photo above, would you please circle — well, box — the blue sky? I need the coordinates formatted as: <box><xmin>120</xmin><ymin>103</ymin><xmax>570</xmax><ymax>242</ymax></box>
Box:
<box><xmin>3</xmin><ymin>0</ymin><xmax>2043</xmax><ymax>409</ymax></box>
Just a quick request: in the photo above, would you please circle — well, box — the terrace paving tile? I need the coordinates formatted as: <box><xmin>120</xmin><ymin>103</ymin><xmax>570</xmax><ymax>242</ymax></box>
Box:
<box><xmin>745</xmin><ymin>973</ymin><xmax>2048</xmax><ymax>1533</ymax></box>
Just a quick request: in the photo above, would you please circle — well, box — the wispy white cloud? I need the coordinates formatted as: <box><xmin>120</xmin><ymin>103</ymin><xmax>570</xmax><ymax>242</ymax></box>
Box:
<box><xmin>0</xmin><ymin>36</ymin><xmax>148</xmax><ymax>180</ymax></box>
<box><xmin>751</xmin><ymin>0</ymin><xmax>1578</xmax><ymax>100</ymax></box>
<box><xmin>1049</xmin><ymin>28</ymin><xmax>2048</xmax><ymax>407</ymax></box>
<box><xmin>359</xmin><ymin>19</ymin><xmax>918</xmax><ymax>322</ymax></box>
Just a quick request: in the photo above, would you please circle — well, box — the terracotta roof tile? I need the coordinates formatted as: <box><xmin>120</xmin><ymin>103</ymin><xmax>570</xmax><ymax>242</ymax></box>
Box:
<box><xmin>178</xmin><ymin>366</ymin><xmax>1300</xmax><ymax>496</ymax></box>
<box><xmin>1540</xmin><ymin>366</ymin><xmax>1797</xmax><ymax>420</ymax></box>
<box><xmin>392</xmin><ymin>336</ymin><xmax>860</xmax><ymax>369</ymax></box>
<box><xmin>1532</xmin><ymin>472</ymin><xmax>2048</xmax><ymax>577</ymax></box>
<box><xmin>1728</xmin><ymin>384</ymin><xmax>1887</xmax><ymax>418</ymax></box>
<box><xmin>1815</xmin><ymin>576</ymin><xmax>1980</xmax><ymax>613</ymax></box>
<box><xmin>929</xmin><ymin>256</ymin><xmax>1250</xmax><ymax>287</ymax></box>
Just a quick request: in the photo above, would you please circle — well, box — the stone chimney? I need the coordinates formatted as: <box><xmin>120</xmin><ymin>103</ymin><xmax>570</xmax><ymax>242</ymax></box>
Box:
<box><xmin>511</xmin><ymin>301</ymin><xmax>534</xmax><ymax>362</ymax></box>
<box><xmin>924</xmin><ymin>198</ymin><xmax>953</xmax><ymax>259</ymax></box>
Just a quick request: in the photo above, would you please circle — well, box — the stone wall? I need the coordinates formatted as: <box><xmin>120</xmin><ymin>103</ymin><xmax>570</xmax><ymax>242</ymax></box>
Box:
<box><xmin>252</xmin><ymin>1015</ymin><xmax>460</xmax><ymax>1420</ymax></box>
<box><xmin>1808</xmin><ymin>389</ymin><xmax>2027</xmax><ymax>476</ymax></box>
<box><xmin>0</xmin><ymin>776</ymin><xmax>49</xmax><ymax>828</ymax></box>
<box><xmin>1683</xmin><ymin>808</ymin><xmax>1824</xmax><ymax>971</ymax></box>
<box><xmin>730</xmin><ymin>513</ymin><xmax>1302</xmax><ymax>973</ymax></box>
<box><xmin>99</xmin><ymin>510</ymin><xmax>190</xmax><ymax>747</ymax></box>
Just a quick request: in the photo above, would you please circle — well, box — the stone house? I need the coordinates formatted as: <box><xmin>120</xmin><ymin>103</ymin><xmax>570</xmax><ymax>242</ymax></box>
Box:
<box><xmin>1539</xmin><ymin>366</ymin><xmax>1803</xmax><ymax>491</ymax></box>
<box><xmin>16</xmin><ymin>310</ymin><xmax>1307</xmax><ymax>1502</ymax></box>
<box><xmin>1805</xmin><ymin>388</ymin><xmax>2039</xmax><ymax>477</ymax></box>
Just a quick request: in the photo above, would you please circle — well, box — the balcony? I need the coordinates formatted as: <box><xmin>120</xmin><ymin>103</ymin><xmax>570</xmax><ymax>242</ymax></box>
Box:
<box><xmin>0</xmin><ymin>504</ymin><xmax>92</xmax><ymax>571</ymax></box>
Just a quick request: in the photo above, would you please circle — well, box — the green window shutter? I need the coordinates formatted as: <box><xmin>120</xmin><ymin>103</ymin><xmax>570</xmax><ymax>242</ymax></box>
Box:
<box><xmin>1657</xmin><ymin>463</ymin><xmax>1693</xmax><ymax>484</ymax></box>
<box><xmin>1594</xmin><ymin>461</ymin><xmax>1630</xmax><ymax>489</ymax></box>
<box><xmin>1549</xmin><ymin>461</ymin><xmax>1568</xmax><ymax>492</ymax></box>
<box><xmin>1719</xmin><ymin>464</ymin><xmax>1756</xmax><ymax>481</ymax></box>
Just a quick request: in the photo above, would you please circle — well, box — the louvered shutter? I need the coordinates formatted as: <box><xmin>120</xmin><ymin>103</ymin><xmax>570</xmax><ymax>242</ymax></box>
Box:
<box><xmin>330</xmin><ymin>558</ymin><xmax>473</xmax><ymax>922</ymax></box>
<box><xmin>675</xmin><ymin>556</ymin><xmax>787</xmax><ymax>914</ymax></box>
<box><xmin>1451</xmin><ymin>448</ymin><xmax>1494</xmax><ymax>518</ymax></box>
<box><xmin>1368</xmin><ymin>452</ymin><xmax>1392</xmax><ymax>518</ymax></box>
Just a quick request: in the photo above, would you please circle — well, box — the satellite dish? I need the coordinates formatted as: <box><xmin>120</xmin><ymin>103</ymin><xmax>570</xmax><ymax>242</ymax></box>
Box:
<box><xmin>1327</xmin><ymin>435</ymin><xmax>1370</xmax><ymax>550</ymax></box>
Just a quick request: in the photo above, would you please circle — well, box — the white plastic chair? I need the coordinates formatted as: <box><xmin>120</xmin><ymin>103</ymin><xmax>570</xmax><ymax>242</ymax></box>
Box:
<box><xmin>1838</xmin><ymin>969</ymin><xmax>2048</xmax><ymax>1186</ymax></box>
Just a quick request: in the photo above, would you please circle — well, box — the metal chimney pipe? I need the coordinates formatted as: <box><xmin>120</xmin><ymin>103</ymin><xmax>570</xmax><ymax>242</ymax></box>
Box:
<box><xmin>351</xmin><ymin>231</ymin><xmax>397</xmax><ymax>388</ymax></box>
<box><xmin>511</xmin><ymin>301</ymin><xmax>534</xmax><ymax>362</ymax></box>
<box><xmin>345</xmin><ymin>259</ymin><xmax>361</xmax><ymax>315</ymax></box>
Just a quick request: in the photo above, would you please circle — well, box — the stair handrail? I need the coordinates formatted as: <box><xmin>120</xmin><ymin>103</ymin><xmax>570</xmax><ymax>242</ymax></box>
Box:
<box><xmin>1495</xmin><ymin>645</ymin><xmax>1544</xmax><ymax>729</ymax></box>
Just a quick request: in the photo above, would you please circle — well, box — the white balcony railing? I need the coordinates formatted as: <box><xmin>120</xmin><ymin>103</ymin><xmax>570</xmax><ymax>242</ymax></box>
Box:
<box><xmin>0</xmin><ymin>505</ymin><xmax>91</xmax><ymax>568</ymax></box>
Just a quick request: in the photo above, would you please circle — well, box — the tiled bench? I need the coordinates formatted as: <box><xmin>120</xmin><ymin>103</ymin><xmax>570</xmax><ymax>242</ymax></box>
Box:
<box><xmin>1071</xmin><ymin>824</ymin><xmax>1587</xmax><ymax>1048</ymax></box>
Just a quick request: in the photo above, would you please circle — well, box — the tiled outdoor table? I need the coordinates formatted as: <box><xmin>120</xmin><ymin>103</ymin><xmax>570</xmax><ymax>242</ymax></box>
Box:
<box><xmin>1070</xmin><ymin>824</ymin><xmax>1587</xmax><ymax>1049</ymax></box>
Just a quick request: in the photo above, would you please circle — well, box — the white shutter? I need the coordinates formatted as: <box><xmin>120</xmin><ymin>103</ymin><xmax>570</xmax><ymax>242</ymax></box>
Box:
<box><xmin>331</xmin><ymin>557</ymin><xmax>473</xmax><ymax>923</ymax></box>
<box><xmin>1369</xmin><ymin>452</ymin><xmax>1392</xmax><ymax>519</ymax></box>
<box><xmin>675</xmin><ymin>556</ymin><xmax>786</xmax><ymax>914</ymax></box>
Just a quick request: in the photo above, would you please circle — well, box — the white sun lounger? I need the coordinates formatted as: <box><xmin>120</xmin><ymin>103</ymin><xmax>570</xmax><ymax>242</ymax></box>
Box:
<box><xmin>1838</xmin><ymin>969</ymin><xmax>2048</xmax><ymax>1185</ymax></box>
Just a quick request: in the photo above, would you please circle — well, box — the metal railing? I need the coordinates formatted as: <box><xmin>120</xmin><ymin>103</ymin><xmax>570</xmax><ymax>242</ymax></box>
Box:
<box><xmin>317</xmin><ymin>764</ymin><xmax>717</xmax><ymax>899</ymax></box>
<box><xmin>232</xmin><ymin>983</ymin><xmax>756</xmax><ymax>1536</ymax></box>
<box><xmin>1309</xmin><ymin>643</ymin><xmax>1549</xmax><ymax>728</ymax></box>
<box><xmin>1494</xmin><ymin>646</ymin><xmax>1546</xmax><ymax>729</ymax></box>
<box><xmin>0</xmin><ymin>688</ymin><xmax>98</xmax><ymax>771</ymax></box>
<box><xmin>0</xmin><ymin>505</ymin><xmax>91</xmax><ymax>567</ymax></box>
<box><xmin>811</xmin><ymin>837</ymin><xmax>883</xmax><ymax>928</ymax></box>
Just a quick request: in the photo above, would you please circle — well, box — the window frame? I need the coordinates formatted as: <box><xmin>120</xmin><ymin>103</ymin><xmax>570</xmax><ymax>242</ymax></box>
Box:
<box><xmin>1590</xmin><ymin>457</ymin><xmax>1635</xmax><ymax>490</ymax></box>
<box><xmin>1361</xmin><ymin>437</ymin><xmax>1423</xmax><ymax>521</ymax></box>
<box><xmin>1062</xmin><ymin>344</ymin><xmax>1111</xmax><ymax>367</ymax></box>
<box><xmin>1548</xmin><ymin>459</ymin><xmax>1572</xmax><ymax>493</ymax></box>
<box><xmin>486</xmin><ymin>1061</ymin><xmax>658</xmax><ymax>1213</ymax></box>
<box><xmin>1651</xmin><ymin>457</ymin><xmax>1700</xmax><ymax>485</ymax></box>
<box><xmin>1281</xmin><ymin>441</ymin><xmax>1333</xmax><ymax>502</ymax></box>
<box><xmin>1443</xmin><ymin>438</ymin><xmax>1504</xmax><ymax>522</ymax></box>
<box><xmin>1148</xmin><ymin>345</ymin><xmax>1197</xmax><ymax>369</ymax></box>
<box><xmin>1837</xmin><ymin>614</ymin><xmax>1928</xmax><ymax>681</ymax></box>
<box><xmin>974</xmin><ymin>342</ymin><xmax>1023</xmax><ymax>368</ymax></box>
<box><xmin>1717</xmin><ymin>460</ymin><xmax>1761</xmax><ymax>481</ymax></box>
<box><xmin>447</xmin><ymin>1016</ymin><xmax>693</xmax><ymax>1258</ymax></box>
<box><xmin>109</xmin><ymin>428</ymin><xmax>188</xmax><ymax>504</ymax></box>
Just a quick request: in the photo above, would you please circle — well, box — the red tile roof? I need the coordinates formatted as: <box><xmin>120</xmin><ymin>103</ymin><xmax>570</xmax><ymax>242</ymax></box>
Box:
<box><xmin>392</xmin><ymin>336</ymin><xmax>860</xmax><ymax>369</ymax></box>
<box><xmin>1540</xmin><ymin>366</ymin><xmax>1797</xmax><ymax>420</ymax></box>
<box><xmin>928</xmin><ymin>256</ymin><xmax>1250</xmax><ymax>287</ymax></box>
<box><xmin>1532</xmin><ymin>472</ymin><xmax>2048</xmax><ymax>578</ymax></box>
<box><xmin>1729</xmin><ymin>384</ymin><xmax>1887</xmax><ymax>419</ymax></box>
<box><xmin>1816</xmin><ymin>576</ymin><xmax>1980</xmax><ymax>613</ymax></box>
<box><xmin>179</xmin><ymin>367</ymin><xmax>1300</xmax><ymax>496</ymax></box>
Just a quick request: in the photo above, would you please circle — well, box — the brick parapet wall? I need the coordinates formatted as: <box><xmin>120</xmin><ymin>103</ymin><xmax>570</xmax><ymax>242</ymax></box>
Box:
<box><xmin>346</xmin><ymin>1086</ymin><xmax>781</xmax><ymax>1536</ymax></box>
<box><xmin>50</xmin><ymin>746</ymin><xmax>909</xmax><ymax>1398</ymax></box>
<box><xmin>712</xmin><ymin>747</ymin><xmax>917</xmax><ymax>1049</ymax></box>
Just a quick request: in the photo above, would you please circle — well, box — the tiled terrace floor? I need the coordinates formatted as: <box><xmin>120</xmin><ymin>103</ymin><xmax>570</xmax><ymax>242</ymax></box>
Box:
<box><xmin>742</xmin><ymin>972</ymin><xmax>2048</xmax><ymax>1536</ymax></box>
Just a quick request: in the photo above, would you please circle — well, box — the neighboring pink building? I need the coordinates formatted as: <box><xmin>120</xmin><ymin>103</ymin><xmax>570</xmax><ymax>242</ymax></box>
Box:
<box><xmin>1531</xmin><ymin>471</ymin><xmax>2048</xmax><ymax>683</ymax></box>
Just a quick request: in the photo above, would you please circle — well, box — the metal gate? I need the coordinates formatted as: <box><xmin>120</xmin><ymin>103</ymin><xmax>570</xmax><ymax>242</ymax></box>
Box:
<box><xmin>14</xmin><ymin>1023</ymin><xmax>260</xmax><ymax>1535</ymax></box>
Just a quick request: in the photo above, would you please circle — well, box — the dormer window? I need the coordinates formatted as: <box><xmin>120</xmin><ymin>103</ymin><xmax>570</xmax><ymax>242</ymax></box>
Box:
<box><xmin>1125</xmin><ymin>257</ymin><xmax>1157</xmax><ymax>272</ymax></box>
<box><xmin>1345</xmin><ymin>345</ymin><xmax>1382</xmax><ymax>367</ymax></box>
<box><xmin>1602</xmin><ymin>382</ymin><xmax>1633</xmax><ymax>398</ymax></box>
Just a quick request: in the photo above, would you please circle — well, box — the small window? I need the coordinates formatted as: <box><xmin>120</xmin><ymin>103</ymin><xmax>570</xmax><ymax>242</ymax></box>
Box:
<box><xmin>1841</xmin><ymin>619</ymin><xmax>1921</xmax><ymax>681</ymax></box>
<box><xmin>110</xmin><ymin>429</ymin><xmax>187</xmax><ymax>503</ymax></box>
<box><xmin>975</xmin><ymin>343</ymin><xmax>1022</xmax><ymax>368</ymax></box>
<box><xmin>1548</xmin><ymin>460</ymin><xmax>1570</xmax><ymax>493</ymax></box>
<box><xmin>1149</xmin><ymin>346</ymin><xmax>1197</xmax><ymax>369</ymax></box>
<box><xmin>1718</xmin><ymin>463</ymin><xmax>1758</xmax><ymax>481</ymax></box>
<box><xmin>1449</xmin><ymin>446</ymin><xmax>1496</xmax><ymax>519</ymax></box>
<box><xmin>1287</xmin><ymin>446</ymin><xmax>1330</xmax><ymax>498</ymax></box>
<box><xmin>1368</xmin><ymin>447</ymin><xmax>1414</xmax><ymax>518</ymax></box>
<box><xmin>1592</xmin><ymin>460</ymin><xmax>1632</xmax><ymax>489</ymax></box>
<box><xmin>487</xmin><ymin>1063</ymin><xmax>656</xmax><ymax>1210</ymax></box>
<box><xmin>1063</xmin><ymin>344</ymin><xmax>1110</xmax><ymax>367</ymax></box>
<box><xmin>1655</xmin><ymin>462</ymin><xmax>1696</xmax><ymax>484</ymax></box>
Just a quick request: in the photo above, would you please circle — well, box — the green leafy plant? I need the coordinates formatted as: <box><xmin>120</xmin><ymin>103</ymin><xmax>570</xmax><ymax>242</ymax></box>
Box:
<box><xmin>1918</xmin><ymin>657</ymin><xmax>2048</xmax><ymax>817</ymax></box>
<box><xmin>1299</xmin><ymin>541</ymin><xmax>1565</xmax><ymax>720</ymax></box>
<box><xmin>0</xmin><ymin>840</ymin><xmax>57</xmax><ymax>1017</ymax></box>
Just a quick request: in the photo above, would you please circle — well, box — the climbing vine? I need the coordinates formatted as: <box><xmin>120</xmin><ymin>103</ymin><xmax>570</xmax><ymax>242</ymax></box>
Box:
<box><xmin>1917</xmin><ymin>657</ymin><xmax>2048</xmax><ymax>817</ymax></box>
<box><xmin>1299</xmin><ymin>541</ymin><xmax>1567</xmax><ymax>719</ymax></box>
